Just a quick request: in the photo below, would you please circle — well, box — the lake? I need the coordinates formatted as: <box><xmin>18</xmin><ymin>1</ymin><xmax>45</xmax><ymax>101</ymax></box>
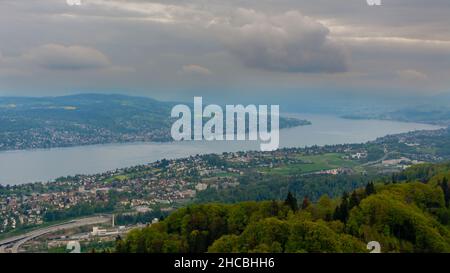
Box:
<box><xmin>0</xmin><ymin>114</ymin><xmax>442</xmax><ymax>185</ymax></box>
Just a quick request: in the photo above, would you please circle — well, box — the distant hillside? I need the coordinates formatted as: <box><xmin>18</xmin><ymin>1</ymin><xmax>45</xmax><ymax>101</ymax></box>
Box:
<box><xmin>0</xmin><ymin>94</ymin><xmax>174</xmax><ymax>151</ymax></box>
<box><xmin>116</xmin><ymin>162</ymin><xmax>450</xmax><ymax>253</ymax></box>
<box><xmin>380</xmin><ymin>108</ymin><xmax>450</xmax><ymax>125</ymax></box>
<box><xmin>343</xmin><ymin>107</ymin><xmax>450</xmax><ymax>126</ymax></box>
<box><xmin>0</xmin><ymin>94</ymin><xmax>308</xmax><ymax>151</ymax></box>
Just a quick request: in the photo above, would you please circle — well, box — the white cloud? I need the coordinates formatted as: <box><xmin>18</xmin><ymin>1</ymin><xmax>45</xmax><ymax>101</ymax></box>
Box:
<box><xmin>181</xmin><ymin>64</ymin><xmax>212</xmax><ymax>75</ymax></box>
<box><xmin>396</xmin><ymin>69</ymin><xmax>428</xmax><ymax>81</ymax></box>
<box><xmin>0</xmin><ymin>44</ymin><xmax>136</xmax><ymax>81</ymax></box>
<box><xmin>79</xmin><ymin>0</ymin><xmax>214</xmax><ymax>24</ymax></box>
<box><xmin>213</xmin><ymin>9</ymin><xmax>349</xmax><ymax>73</ymax></box>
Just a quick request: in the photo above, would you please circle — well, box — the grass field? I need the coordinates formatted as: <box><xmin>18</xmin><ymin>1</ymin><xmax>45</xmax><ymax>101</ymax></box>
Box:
<box><xmin>260</xmin><ymin>153</ymin><xmax>358</xmax><ymax>175</ymax></box>
<box><xmin>214</xmin><ymin>172</ymin><xmax>240</xmax><ymax>178</ymax></box>
<box><xmin>104</xmin><ymin>175</ymin><xmax>129</xmax><ymax>183</ymax></box>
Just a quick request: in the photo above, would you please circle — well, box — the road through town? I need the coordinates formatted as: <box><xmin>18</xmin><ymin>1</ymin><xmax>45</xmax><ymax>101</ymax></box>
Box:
<box><xmin>0</xmin><ymin>215</ymin><xmax>111</xmax><ymax>253</ymax></box>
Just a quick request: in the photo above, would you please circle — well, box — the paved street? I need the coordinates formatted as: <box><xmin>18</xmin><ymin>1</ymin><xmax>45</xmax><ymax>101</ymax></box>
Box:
<box><xmin>0</xmin><ymin>215</ymin><xmax>111</xmax><ymax>253</ymax></box>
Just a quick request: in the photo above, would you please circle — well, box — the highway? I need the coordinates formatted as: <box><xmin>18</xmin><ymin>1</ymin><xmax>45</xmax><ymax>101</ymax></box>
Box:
<box><xmin>0</xmin><ymin>215</ymin><xmax>111</xmax><ymax>253</ymax></box>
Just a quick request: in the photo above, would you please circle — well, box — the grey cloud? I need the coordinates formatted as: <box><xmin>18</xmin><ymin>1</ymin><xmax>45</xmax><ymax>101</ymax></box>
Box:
<box><xmin>215</xmin><ymin>9</ymin><xmax>349</xmax><ymax>73</ymax></box>
<box><xmin>181</xmin><ymin>64</ymin><xmax>212</xmax><ymax>75</ymax></box>
<box><xmin>0</xmin><ymin>0</ymin><xmax>450</xmax><ymax>97</ymax></box>
<box><xmin>396</xmin><ymin>69</ymin><xmax>428</xmax><ymax>81</ymax></box>
<box><xmin>0</xmin><ymin>44</ymin><xmax>117</xmax><ymax>80</ymax></box>
<box><xmin>22</xmin><ymin>44</ymin><xmax>111</xmax><ymax>70</ymax></box>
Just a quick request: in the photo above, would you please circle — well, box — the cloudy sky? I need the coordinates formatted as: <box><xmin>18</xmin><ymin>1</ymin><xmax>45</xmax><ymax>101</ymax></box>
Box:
<box><xmin>0</xmin><ymin>0</ymin><xmax>449</xmax><ymax>102</ymax></box>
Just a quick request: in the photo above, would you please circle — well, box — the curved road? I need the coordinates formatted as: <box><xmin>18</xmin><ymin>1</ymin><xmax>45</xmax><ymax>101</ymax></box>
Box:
<box><xmin>0</xmin><ymin>215</ymin><xmax>111</xmax><ymax>253</ymax></box>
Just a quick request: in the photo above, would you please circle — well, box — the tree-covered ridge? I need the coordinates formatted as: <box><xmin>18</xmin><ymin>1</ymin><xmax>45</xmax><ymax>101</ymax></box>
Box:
<box><xmin>0</xmin><ymin>93</ymin><xmax>308</xmax><ymax>151</ymax></box>
<box><xmin>116</xmin><ymin>163</ymin><xmax>450</xmax><ymax>253</ymax></box>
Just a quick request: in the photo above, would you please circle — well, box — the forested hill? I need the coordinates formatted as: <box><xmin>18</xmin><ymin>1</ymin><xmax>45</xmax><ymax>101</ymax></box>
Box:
<box><xmin>0</xmin><ymin>93</ymin><xmax>307</xmax><ymax>151</ymax></box>
<box><xmin>0</xmin><ymin>94</ymin><xmax>174</xmax><ymax>150</ymax></box>
<box><xmin>116</xmin><ymin>162</ymin><xmax>450</xmax><ymax>253</ymax></box>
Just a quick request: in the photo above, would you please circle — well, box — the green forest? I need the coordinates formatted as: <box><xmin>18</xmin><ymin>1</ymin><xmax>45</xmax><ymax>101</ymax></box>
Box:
<box><xmin>115</xmin><ymin>162</ymin><xmax>450</xmax><ymax>253</ymax></box>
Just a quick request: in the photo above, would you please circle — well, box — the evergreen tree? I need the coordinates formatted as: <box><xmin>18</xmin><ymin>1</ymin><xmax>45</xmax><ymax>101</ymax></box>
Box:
<box><xmin>440</xmin><ymin>177</ymin><xmax>449</xmax><ymax>208</ymax></box>
<box><xmin>333</xmin><ymin>204</ymin><xmax>341</xmax><ymax>222</ymax></box>
<box><xmin>270</xmin><ymin>200</ymin><xmax>279</xmax><ymax>216</ymax></box>
<box><xmin>333</xmin><ymin>192</ymin><xmax>349</xmax><ymax>223</ymax></box>
<box><xmin>365</xmin><ymin>182</ymin><xmax>376</xmax><ymax>196</ymax></box>
<box><xmin>284</xmin><ymin>191</ymin><xmax>298</xmax><ymax>212</ymax></box>
<box><xmin>392</xmin><ymin>174</ymin><xmax>397</xmax><ymax>184</ymax></box>
<box><xmin>349</xmin><ymin>191</ymin><xmax>360</xmax><ymax>209</ymax></box>
<box><xmin>301</xmin><ymin>196</ymin><xmax>310</xmax><ymax>210</ymax></box>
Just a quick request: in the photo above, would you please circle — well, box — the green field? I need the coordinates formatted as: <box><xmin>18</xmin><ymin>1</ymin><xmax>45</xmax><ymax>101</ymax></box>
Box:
<box><xmin>214</xmin><ymin>172</ymin><xmax>240</xmax><ymax>178</ymax></box>
<box><xmin>104</xmin><ymin>175</ymin><xmax>129</xmax><ymax>183</ymax></box>
<box><xmin>260</xmin><ymin>153</ymin><xmax>358</xmax><ymax>175</ymax></box>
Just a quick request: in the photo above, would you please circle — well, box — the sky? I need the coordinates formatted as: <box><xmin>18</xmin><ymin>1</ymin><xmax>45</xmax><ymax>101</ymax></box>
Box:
<box><xmin>0</xmin><ymin>0</ymin><xmax>449</xmax><ymax>103</ymax></box>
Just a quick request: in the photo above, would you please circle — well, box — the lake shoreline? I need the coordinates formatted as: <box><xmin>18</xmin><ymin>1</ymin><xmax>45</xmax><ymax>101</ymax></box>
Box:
<box><xmin>0</xmin><ymin>114</ymin><xmax>442</xmax><ymax>185</ymax></box>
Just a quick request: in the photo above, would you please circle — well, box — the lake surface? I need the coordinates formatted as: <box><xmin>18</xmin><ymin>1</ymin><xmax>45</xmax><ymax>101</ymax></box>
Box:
<box><xmin>0</xmin><ymin>114</ymin><xmax>442</xmax><ymax>185</ymax></box>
